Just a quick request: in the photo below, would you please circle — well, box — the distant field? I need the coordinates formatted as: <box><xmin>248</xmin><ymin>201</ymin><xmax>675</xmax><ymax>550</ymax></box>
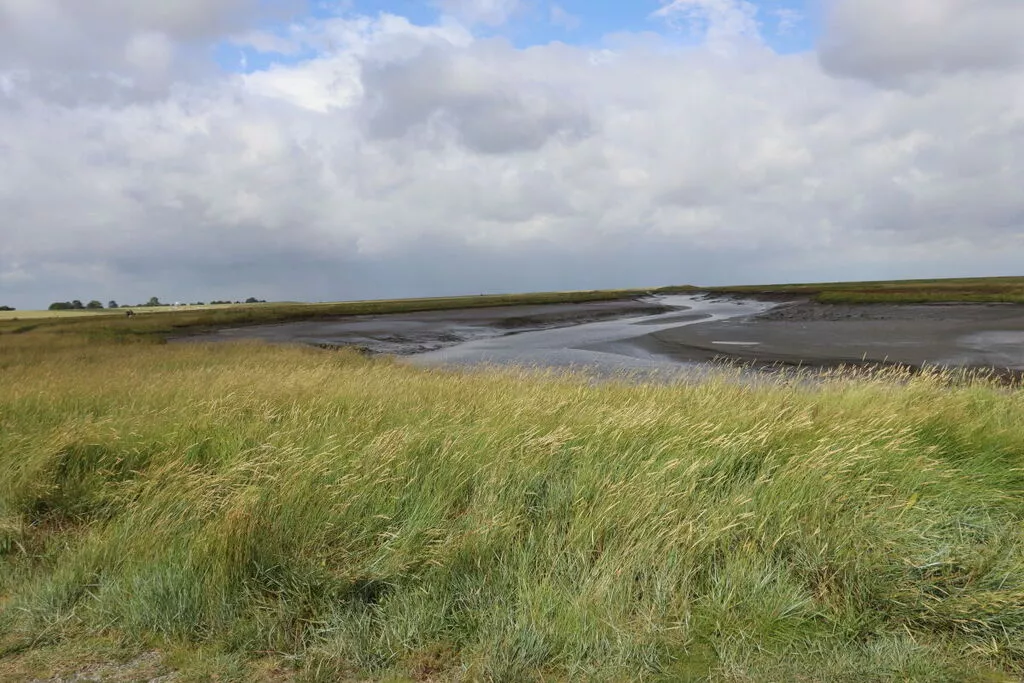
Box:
<box><xmin>709</xmin><ymin>275</ymin><xmax>1024</xmax><ymax>304</ymax></box>
<box><xmin>0</xmin><ymin>303</ymin><xmax>277</xmax><ymax>321</ymax></box>
<box><xmin>0</xmin><ymin>309</ymin><xmax>106</xmax><ymax>320</ymax></box>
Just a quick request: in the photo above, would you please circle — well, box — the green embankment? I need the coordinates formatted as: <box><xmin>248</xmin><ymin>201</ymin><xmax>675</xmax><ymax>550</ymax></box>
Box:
<box><xmin>3</xmin><ymin>329</ymin><xmax>1024</xmax><ymax>681</ymax></box>
<box><xmin>708</xmin><ymin>275</ymin><xmax>1024</xmax><ymax>304</ymax></box>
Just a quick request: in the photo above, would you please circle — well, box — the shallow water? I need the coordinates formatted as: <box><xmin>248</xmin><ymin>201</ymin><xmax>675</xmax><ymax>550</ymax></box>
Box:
<box><xmin>408</xmin><ymin>295</ymin><xmax>775</xmax><ymax>376</ymax></box>
<box><xmin>950</xmin><ymin>331</ymin><xmax>1024</xmax><ymax>369</ymax></box>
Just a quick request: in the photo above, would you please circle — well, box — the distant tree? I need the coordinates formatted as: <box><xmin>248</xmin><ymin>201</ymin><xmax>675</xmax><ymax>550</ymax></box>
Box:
<box><xmin>147</xmin><ymin>297</ymin><xmax>161</xmax><ymax>307</ymax></box>
<box><xmin>0</xmin><ymin>306</ymin><xmax>15</xmax><ymax>311</ymax></box>
<box><xmin>108</xmin><ymin>301</ymin><xmax>119</xmax><ymax>309</ymax></box>
<box><xmin>49</xmin><ymin>302</ymin><xmax>73</xmax><ymax>310</ymax></box>
<box><xmin>71</xmin><ymin>300</ymin><xmax>85</xmax><ymax>310</ymax></box>
<box><xmin>86</xmin><ymin>300</ymin><xmax>104</xmax><ymax>310</ymax></box>
<box><xmin>245</xmin><ymin>297</ymin><xmax>259</xmax><ymax>304</ymax></box>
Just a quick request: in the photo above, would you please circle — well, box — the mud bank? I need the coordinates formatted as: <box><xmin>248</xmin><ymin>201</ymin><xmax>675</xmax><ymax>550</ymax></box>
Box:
<box><xmin>179</xmin><ymin>295</ymin><xmax>1024</xmax><ymax>378</ymax></box>
<box><xmin>179</xmin><ymin>299</ymin><xmax>676</xmax><ymax>356</ymax></box>
<box><xmin>637</xmin><ymin>300</ymin><xmax>1024</xmax><ymax>373</ymax></box>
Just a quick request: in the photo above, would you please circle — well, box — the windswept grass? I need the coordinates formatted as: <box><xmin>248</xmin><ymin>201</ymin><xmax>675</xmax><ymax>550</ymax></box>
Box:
<box><xmin>709</xmin><ymin>275</ymin><xmax>1024</xmax><ymax>304</ymax></box>
<box><xmin>3</xmin><ymin>331</ymin><xmax>1024</xmax><ymax>681</ymax></box>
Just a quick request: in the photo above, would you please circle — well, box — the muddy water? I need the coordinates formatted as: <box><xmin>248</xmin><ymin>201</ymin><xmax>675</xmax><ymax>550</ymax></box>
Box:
<box><xmin>408</xmin><ymin>295</ymin><xmax>774</xmax><ymax>375</ymax></box>
<box><xmin>181</xmin><ymin>294</ymin><xmax>1024</xmax><ymax>377</ymax></box>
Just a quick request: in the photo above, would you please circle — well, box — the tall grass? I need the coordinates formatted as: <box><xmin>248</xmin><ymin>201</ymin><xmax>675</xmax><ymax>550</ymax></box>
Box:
<box><xmin>3</xmin><ymin>337</ymin><xmax>1024</xmax><ymax>680</ymax></box>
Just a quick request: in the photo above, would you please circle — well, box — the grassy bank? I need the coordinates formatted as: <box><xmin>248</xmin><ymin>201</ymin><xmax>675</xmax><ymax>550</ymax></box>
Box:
<box><xmin>708</xmin><ymin>275</ymin><xmax>1024</xmax><ymax>304</ymax></box>
<box><xmin>3</xmin><ymin>331</ymin><xmax>1024</xmax><ymax>681</ymax></box>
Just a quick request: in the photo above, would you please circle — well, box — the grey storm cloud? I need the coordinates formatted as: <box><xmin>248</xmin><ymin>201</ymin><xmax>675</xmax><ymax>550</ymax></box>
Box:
<box><xmin>819</xmin><ymin>0</ymin><xmax>1024</xmax><ymax>85</ymax></box>
<box><xmin>358</xmin><ymin>41</ymin><xmax>593</xmax><ymax>154</ymax></box>
<box><xmin>0</xmin><ymin>0</ymin><xmax>302</xmax><ymax>96</ymax></box>
<box><xmin>1</xmin><ymin>3</ymin><xmax>1024</xmax><ymax>309</ymax></box>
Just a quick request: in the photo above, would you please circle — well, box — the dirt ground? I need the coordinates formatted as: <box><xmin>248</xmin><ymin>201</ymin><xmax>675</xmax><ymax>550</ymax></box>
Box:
<box><xmin>636</xmin><ymin>300</ymin><xmax>1024</xmax><ymax>372</ymax></box>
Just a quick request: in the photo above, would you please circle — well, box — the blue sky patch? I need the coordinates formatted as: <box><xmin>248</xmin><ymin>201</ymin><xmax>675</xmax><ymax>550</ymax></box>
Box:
<box><xmin>216</xmin><ymin>0</ymin><xmax>819</xmax><ymax>73</ymax></box>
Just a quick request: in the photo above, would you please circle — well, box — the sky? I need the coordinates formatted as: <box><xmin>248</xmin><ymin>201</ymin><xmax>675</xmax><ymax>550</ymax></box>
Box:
<box><xmin>1</xmin><ymin>0</ymin><xmax>1024</xmax><ymax>308</ymax></box>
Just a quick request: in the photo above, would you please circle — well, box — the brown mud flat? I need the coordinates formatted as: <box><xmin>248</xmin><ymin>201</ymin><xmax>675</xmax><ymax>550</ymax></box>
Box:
<box><xmin>179</xmin><ymin>299</ymin><xmax>674</xmax><ymax>356</ymax></box>
<box><xmin>636</xmin><ymin>300</ymin><xmax>1024</xmax><ymax>379</ymax></box>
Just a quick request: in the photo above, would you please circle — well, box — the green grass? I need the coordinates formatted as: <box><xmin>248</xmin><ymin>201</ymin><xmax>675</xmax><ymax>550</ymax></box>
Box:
<box><xmin>3</xmin><ymin>326</ymin><xmax>1024</xmax><ymax>680</ymax></box>
<box><xmin>0</xmin><ymin>309</ymin><xmax>111</xmax><ymax>321</ymax></box>
<box><xmin>707</xmin><ymin>275</ymin><xmax>1024</xmax><ymax>304</ymax></box>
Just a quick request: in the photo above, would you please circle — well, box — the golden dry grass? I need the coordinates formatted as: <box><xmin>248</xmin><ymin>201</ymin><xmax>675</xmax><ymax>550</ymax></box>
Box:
<box><xmin>2</xmin><ymin>328</ymin><xmax>1024</xmax><ymax>681</ymax></box>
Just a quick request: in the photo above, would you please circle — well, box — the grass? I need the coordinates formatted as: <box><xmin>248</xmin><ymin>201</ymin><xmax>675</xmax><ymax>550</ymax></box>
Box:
<box><xmin>0</xmin><ymin>310</ymin><xmax>110</xmax><ymax>320</ymax></box>
<box><xmin>0</xmin><ymin>303</ymin><xmax>284</xmax><ymax>321</ymax></box>
<box><xmin>707</xmin><ymin>275</ymin><xmax>1024</xmax><ymax>304</ymax></box>
<box><xmin>3</xmin><ymin>323</ymin><xmax>1024</xmax><ymax>680</ymax></box>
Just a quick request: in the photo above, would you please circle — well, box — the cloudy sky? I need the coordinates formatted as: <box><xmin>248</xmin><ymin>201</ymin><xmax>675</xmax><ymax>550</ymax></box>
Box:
<box><xmin>2</xmin><ymin>0</ymin><xmax>1023</xmax><ymax>308</ymax></box>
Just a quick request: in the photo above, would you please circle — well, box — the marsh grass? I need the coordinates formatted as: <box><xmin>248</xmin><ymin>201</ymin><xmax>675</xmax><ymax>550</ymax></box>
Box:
<box><xmin>2</xmin><ymin>334</ymin><xmax>1024</xmax><ymax>681</ymax></box>
<box><xmin>710</xmin><ymin>275</ymin><xmax>1024</xmax><ymax>304</ymax></box>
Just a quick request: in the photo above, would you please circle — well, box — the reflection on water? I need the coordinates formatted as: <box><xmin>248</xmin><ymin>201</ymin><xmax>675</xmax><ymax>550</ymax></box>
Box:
<box><xmin>952</xmin><ymin>331</ymin><xmax>1024</xmax><ymax>368</ymax></box>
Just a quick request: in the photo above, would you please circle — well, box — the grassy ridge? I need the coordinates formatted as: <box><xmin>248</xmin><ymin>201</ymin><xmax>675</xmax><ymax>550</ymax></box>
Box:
<box><xmin>708</xmin><ymin>275</ymin><xmax>1024</xmax><ymax>304</ymax></box>
<box><xmin>3</xmin><ymin>336</ymin><xmax>1024</xmax><ymax>680</ymax></box>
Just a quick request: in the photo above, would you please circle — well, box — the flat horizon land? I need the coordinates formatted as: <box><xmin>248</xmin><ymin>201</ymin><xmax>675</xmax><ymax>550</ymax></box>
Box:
<box><xmin>3</xmin><ymin>276</ymin><xmax>1024</xmax><ymax>681</ymax></box>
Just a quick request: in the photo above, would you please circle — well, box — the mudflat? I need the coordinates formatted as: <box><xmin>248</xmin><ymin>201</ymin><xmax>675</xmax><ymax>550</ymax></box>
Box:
<box><xmin>181</xmin><ymin>299</ymin><xmax>674</xmax><ymax>355</ymax></box>
<box><xmin>637</xmin><ymin>300</ymin><xmax>1024</xmax><ymax>371</ymax></box>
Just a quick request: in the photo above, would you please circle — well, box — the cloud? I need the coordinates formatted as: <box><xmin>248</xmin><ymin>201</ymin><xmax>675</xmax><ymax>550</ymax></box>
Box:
<box><xmin>434</xmin><ymin>0</ymin><xmax>523</xmax><ymax>27</ymax></box>
<box><xmin>550</xmin><ymin>5</ymin><xmax>581</xmax><ymax>31</ymax></box>
<box><xmin>653</xmin><ymin>0</ymin><xmax>762</xmax><ymax>48</ymax></box>
<box><xmin>772</xmin><ymin>8</ymin><xmax>802</xmax><ymax>36</ymax></box>
<box><xmin>0</xmin><ymin>0</ymin><xmax>302</xmax><ymax>96</ymax></box>
<box><xmin>819</xmin><ymin>0</ymin><xmax>1024</xmax><ymax>85</ymax></box>
<box><xmin>357</xmin><ymin>40</ymin><xmax>594</xmax><ymax>154</ymax></box>
<box><xmin>2</xmin><ymin>5</ymin><xmax>1024</xmax><ymax>308</ymax></box>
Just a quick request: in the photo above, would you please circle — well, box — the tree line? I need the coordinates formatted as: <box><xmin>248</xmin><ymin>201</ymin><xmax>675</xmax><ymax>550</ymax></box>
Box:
<box><xmin>48</xmin><ymin>297</ymin><xmax>268</xmax><ymax>311</ymax></box>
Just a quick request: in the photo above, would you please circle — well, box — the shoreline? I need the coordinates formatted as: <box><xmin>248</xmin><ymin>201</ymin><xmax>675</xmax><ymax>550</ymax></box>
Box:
<box><xmin>176</xmin><ymin>298</ymin><xmax>678</xmax><ymax>356</ymax></box>
<box><xmin>634</xmin><ymin>299</ymin><xmax>1024</xmax><ymax>379</ymax></box>
<box><xmin>175</xmin><ymin>294</ymin><xmax>1024</xmax><ymax>379</ymax></box>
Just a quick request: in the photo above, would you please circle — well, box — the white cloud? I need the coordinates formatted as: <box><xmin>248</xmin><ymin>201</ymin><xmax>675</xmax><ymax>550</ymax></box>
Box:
<box><xmin>124</xmin><ymin>31</ymin><xmax>176</xmax><ymax>74</ymax></box>
<box><xmin>653</xmin><ymin>0</ymin><xmax>762</xmax><ymax>49</ymax></box>
<box><xmin>773</xmin><ymin>8</ymin><xmax>802</xmax><ymax>36</ymax></box>
<box><xmin>434</xmin><ymin>0</ymin><xmax>523</xmax><ymax>27</ymax></box>
<box><xmin>0</xmin><ymin>0</ymin><xmax>302</xmax><ymax>89</ymax></box>
<box><xmin>2</xmin><ymin>4</ymin><xmax>1024</xmax><ymax>307</ymax></box>
<box><xmin>550</xmin><ymin>5</ymin><xmax>581</xmax><ymax>30</ymax></box>
<box><xmin>819</xmin><ymin>0</ymin><xmax>1024</xmax><ymax>85</ymax></box>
